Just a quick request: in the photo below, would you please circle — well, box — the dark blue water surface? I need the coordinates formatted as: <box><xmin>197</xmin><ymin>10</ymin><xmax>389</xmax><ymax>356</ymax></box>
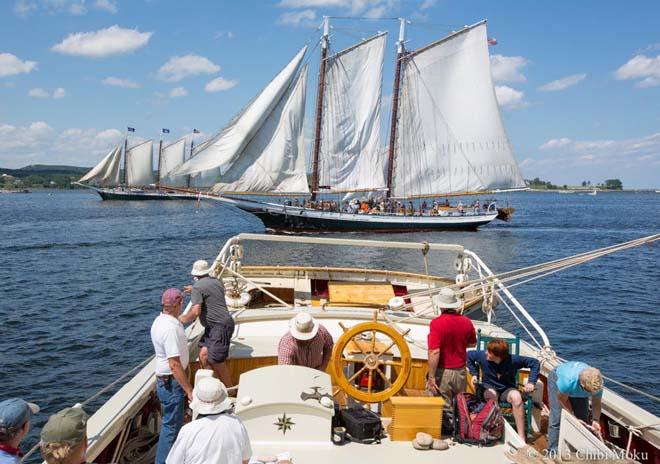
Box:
<box><xmin>1</xmin><ymin>189</ymin><xmax>658</xmax><ymax>455</ymax></box>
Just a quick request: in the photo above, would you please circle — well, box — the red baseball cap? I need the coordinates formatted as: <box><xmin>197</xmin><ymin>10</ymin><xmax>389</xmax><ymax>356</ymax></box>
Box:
<box><xmin>161</xmin><ymin>288</ymin><xmax>183</xmax><ymax>306</ymax></box>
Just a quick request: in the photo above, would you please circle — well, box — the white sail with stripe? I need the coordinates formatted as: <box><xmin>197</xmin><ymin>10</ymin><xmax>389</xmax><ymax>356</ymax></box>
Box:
<box><xmin>78</xmin><ymin>144</ymin><xmax>122</xmax><ymax>187</ymax></box>
<box><xmin>211</xmin><ymin>67</ymin><xmax>309</xmax><ymax>194</ymax></box>
<box><xmin>319</xmin><ymin>33</ymin><xmax>387</xmax><ymax>193</ymax></box>
<box><xmin>126</xmin><ymin>140</ymin><xmax>155</xmax><ymax>186</ymax></box>
<box><xmin>158</xmin><ymin>138</ymin><xmax>187</xmax><ymax>187</ymax></box>
<box><xmin>172</xmin><ymin>46</ymin><xmax>308</xmax><ymax>180</ymax></box>
<box><xmin>392</xmin><ymin>21</ymin><xmax>525</xmax><ymax>198</ymax></box>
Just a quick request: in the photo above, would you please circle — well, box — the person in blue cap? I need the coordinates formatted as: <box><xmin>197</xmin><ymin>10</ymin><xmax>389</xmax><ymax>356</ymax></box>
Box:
<box><xmin>0</xmin><ymin>398</ymin><xmax>40</xmax><ymax>464</ymax></box>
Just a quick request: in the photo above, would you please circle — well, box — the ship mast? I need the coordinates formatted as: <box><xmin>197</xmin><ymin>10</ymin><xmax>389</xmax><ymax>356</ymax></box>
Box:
<box><xmin>122</xmin><ymin>136</ymin><xmax>128</xmax><ymax>187</ymax></box>
<box><xmin>386</xmin><ymin>18</ymin><xmax>406</xmax><ymax>199</ymax></box>
<box><xmin>310</xmin><ymin>16</ymin><xmax>329</xmax><ymax>202</ymax></box>
<box><xmin>156</xmin><ymin>137</ymin><xmax>163</xmax><ymax>187</ymax></box>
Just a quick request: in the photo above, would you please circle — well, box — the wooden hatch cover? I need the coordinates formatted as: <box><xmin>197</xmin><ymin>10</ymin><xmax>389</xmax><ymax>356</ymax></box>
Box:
<box><xmin>327</xmin><ymin>281</ymin><xmax>395</xmax><ymax>306</ymax></box>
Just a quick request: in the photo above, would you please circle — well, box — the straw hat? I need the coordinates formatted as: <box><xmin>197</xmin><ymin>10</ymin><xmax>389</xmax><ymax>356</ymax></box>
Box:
<box><xmin>289</xmin><ymin>312</ymin><xmax>319</xmax><ymax>341</ymax></box>
<box><xmin>191</xmin><ymin>260</ymin><xmax>212</xmax><ymax>277</ymax></box>
<box><xmin>432</xmin><ymin>287</ymin><xmax>462</xmax><ymax>309</ymax></box>
<box><xmin>189</xmin><ymin>377</ymin><xmax>232</xmax><ymax>419</ymax></box>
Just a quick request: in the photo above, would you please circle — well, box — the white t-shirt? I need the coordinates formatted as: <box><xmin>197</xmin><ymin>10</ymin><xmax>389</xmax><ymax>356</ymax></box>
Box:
<box><xmin>166</xmin><ymin>413</ymin><xmax>252</xmax><ymax>464</ymax></box>
<box><xmin>150</xmin><ymin>313</ymin><xmax>189</xmax><ymax>376</ymax></box>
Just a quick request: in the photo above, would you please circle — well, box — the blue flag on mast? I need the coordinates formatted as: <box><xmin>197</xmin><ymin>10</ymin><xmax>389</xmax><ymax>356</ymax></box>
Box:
<box><xmin>162</xmin><ymin>128</ymin><xmax>170</xmax><ymax>134</ymax></box>
<box><xmin>127</xmin><ymin>127</ymin><xmax>135</xmax><ymax>132</ymax></box>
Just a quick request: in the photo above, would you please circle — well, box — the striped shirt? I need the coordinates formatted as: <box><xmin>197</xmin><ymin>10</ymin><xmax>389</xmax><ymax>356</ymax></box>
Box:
<box><xmin>277</xmin><ymin>325</ymin><xmax>334</xmax><ymax>370</ymax></box>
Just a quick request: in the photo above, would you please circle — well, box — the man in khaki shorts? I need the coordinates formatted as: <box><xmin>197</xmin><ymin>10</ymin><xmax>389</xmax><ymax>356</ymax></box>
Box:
<box><xmin>426</xmin><ymin>288</ymin><xmax>476</xmax><ymax>430</ymax></box>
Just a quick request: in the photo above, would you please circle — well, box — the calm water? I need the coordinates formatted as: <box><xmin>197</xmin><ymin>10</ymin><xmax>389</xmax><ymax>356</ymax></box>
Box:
<box><xmin>1</xmin><ymin>189</ymin><xmax>659</xmax><ymax>456</ymax></box>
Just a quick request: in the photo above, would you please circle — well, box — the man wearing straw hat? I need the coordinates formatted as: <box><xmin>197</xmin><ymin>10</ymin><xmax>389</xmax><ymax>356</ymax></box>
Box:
<box><xmin>426</xmin><ymin>287</ymin><xmax>476</xmax><ymax>418</ymax></box>
<box><xmin>278</xmin><ymin>312</ymin><xmax>334</xmax><ymax>371</ymax></box>
<box><xmin>180</xmin><ymin>259</ymin><xmax>235</xmax><ymax>389</ymax></box>
<box><xmin>167</xmin><ymin>376</ymin><xmax>252</xmax><ymax>464</ymax></box>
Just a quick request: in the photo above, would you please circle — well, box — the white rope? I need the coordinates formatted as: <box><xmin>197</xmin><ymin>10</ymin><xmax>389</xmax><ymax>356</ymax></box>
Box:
<box><xmin>223</xmin><ymin>266</ymin><xmax>292</xmax><ymax>309</ymax></box>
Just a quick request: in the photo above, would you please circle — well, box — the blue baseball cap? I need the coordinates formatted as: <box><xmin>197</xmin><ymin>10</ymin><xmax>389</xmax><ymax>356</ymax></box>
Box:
<box><xmin>0</xmin><ymin>398</ymin><xmax>40</xmax><ymax>430</ymax></box>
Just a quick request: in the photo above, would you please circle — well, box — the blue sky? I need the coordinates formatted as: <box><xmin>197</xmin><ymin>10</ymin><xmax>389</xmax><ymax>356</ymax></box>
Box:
<box><xmin>1</xmin><ymin>0</ymin><xmax>658</xmax><ymax>187</ymax></box>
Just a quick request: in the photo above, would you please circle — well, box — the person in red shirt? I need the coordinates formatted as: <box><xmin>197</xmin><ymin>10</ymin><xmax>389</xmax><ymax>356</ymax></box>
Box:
<box><xmin>426</xmin><ymin>287</ymin><xmax>476</xmax><ymax>409</ymax></box>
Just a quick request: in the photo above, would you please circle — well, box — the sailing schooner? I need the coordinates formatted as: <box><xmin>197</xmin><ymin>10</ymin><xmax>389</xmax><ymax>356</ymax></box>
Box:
<box><xmin>76</xmin><ymin>134</ymin><xmax>197</xmax><ymax>200</ymax></box>
<box><xmin>171</xmin><ymin>18</ymin><xmax>526</xmax><ymax>231</ymax></box>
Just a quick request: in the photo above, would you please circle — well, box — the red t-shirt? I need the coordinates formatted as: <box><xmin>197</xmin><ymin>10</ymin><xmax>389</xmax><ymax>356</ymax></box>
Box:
<box><xmin>427</xmin><ymin>312</ymin><xmax>476</xmax><ymax>369</ymax></box>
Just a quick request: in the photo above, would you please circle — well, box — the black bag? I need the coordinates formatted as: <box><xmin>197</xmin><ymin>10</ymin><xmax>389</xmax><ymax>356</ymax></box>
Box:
<box><xmin>339</xmin><ymin>407</ymin><xmax>383</xmax><ymax>444</ymax></box>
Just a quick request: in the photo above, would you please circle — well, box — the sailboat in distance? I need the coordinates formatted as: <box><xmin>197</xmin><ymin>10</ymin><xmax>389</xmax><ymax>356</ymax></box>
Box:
<box><xmin>76</xmin><ymin>132</ymin><xmax>197</xmax><ymax>200</ymax></box>
<box><xmin>171</xmin><ymin>18</ymin><xmax>526</xmax><ymax>229</ymax></box>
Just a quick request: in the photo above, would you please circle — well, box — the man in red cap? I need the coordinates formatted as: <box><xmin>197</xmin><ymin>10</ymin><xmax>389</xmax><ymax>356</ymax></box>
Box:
<box><xmin>151</xmin><ymin>288</ymin><xmax>193</xmax><ymax>464</ymax></box>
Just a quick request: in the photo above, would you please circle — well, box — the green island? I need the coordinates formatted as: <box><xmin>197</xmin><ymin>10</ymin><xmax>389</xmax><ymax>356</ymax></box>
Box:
<box><xmin>1</xmin><ymin>165</ymin><xmax>90</xmax><ymax>190</ymax></box>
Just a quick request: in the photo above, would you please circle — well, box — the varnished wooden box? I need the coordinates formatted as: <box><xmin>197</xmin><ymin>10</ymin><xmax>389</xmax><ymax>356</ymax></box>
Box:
<box><xmin>387</xmin><ymin>396</ymin><xmax>444</xmax><ymax>441</ymax></box>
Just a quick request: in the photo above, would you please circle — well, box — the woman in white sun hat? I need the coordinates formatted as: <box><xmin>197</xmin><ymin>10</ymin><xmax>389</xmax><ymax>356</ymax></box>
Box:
<box><xmin>277</xmin><ymin>312</ymin><xmax>334</xmax><ymax>371</ymax></box>
<box><xmin>166</xmin><ymin>375</ymin><xmax>251</xmax><ymax>464</ymax></box>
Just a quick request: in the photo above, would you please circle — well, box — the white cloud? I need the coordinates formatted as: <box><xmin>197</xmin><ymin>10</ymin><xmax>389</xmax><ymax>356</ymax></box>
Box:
<box><xmin>28</xmin><ymin>88</ymin><xmax>50</xmax><ymax>98</ymax></box>
<box><xmin>215</xmin><ymin>30</ymin><xmax>235</xmax><ymax>40</ymax></box>
<box><xmin>205</xmin><ymin>77</ymin><xmax>238</xmax><ymax>92</ymax></box>
<box><xmin>419</xmin><ymin>0</ymin><xmax>437</xmax><ymax>9</ymax></box>
<box><xmin>537</xmin><ymin>133</ymin><xmax>660</xmax><ymax>164</ymax></box>
<box><xmin>169</xmin><ymin>86</ymin><xmax>188</xmax><ymax>98</ymax></box>
<box><xmin>52</xmin><ymin>87</ymin><xmax>66</xmax><ymax>99</ymax></box>
<box><xmin>277</xmin><ymin>9</ymin><xmax>317</xmax><ymax>26</ymax></box>
<box><xmin>102</xmin><ymin>76</ymin><xmax>139</xmax><ymax>88</ymax></box>
<box><xmin>0</xmin><ymin>121</ymin><xmax>125</xmax><ymax>167</ymax></box>
<box><xmin>52</xmin><ymin>25</ymin><xmax>152</xmax><ymax>58</ymax></box>
<box><xmin>539</xmin><ymin>138</ymin><xmax>572</xmax><ymax>150</ymax></box>
<box><xmin>157</xmin><ymin>55</ymin><xmax>220</xmax><ymax>82</ymax></box>
<box><xmin>93</xmin><ymin>0</ymin><xmax>117</xmax><ymax>13</ymax></box>
<box><xmin>615</xmin><ymin>54</ymin><xmax>660</xmax><ymax>88</ymax></box>
<box><xmin>277</xmin><ymin>0</ymin><xmax>397</xmax><ymax>19</ymax></box>
<box><xmin>0</xmin><ymin>53</ymin><xmax>38</xmax><ymax>77</ymax></box>
<box><xmin>494</xmin><ymin>85</ymin><xmax>527</xmax><ymax>109</ymax></box>
<box><xmin>490</xmin><ymin>54</ymin><xmax>528</xmax><ymax>83</ymax></box>
<box><xmin>539</xmin><ymin>73</ymin><xmax>587</xmax><ymax>92</ymax></box>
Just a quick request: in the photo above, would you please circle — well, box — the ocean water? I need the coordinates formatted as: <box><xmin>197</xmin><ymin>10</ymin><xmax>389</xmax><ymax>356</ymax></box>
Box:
<box><xmin>1</xmin><ymin>189</ymin><xmax>658</xmax><ymax>457</ymax></box>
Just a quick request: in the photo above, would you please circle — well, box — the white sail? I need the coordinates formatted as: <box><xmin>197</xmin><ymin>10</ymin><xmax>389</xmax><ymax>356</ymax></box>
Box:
<box><xmin>393</xmin><ymin>22</ymin><xmax>525</xmax><ymax>197</ymax></box>
<box><xmin>158</xmin><ymin>138</ymin><xmax>187</xmax><ymax>187</ymax></box>
<box><xmin>126</xmin><ymin>140</ymin><xmax>155</xmax><ymax>186</ymax></box>
<box><xmin>78</xmin><ymin>144</ymin><xmax>122</xmax><ymax>187</ymax></box>
<box><xmin>173</xmin><ymin>46</ymin><xmax>307</xmax><ymax>179</ymax></box>
<box><xmin>319</xmin><ymin>33</ymin><xmax>387</xmax><ymax>192</ymax></box>
<box><xmin>211</xmin><ymin>67</ymin><xmax>309</xmax><ymax>194</ymax></box>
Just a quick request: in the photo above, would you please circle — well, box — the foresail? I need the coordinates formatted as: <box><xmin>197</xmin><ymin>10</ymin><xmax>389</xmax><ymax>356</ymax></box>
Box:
<box><xmin>126</xmin><ymin>140</ymin><xmax>155</xmax><ymax>186</ymax></box>
<box><xmin>393</xmin><ymin>22</ymin><xmax>525</xmax><ymax>198</ymax></box>
<box><xmin>78</xmin><ymin>145</ymin><xmax>122</xmax><ymax>187</ymax></box>
<box><xmin>172</xmin><ymin>46</ymin><xmax>308</xmax><ymax>179</ymax></box>
<box><xmin>211</xmin><ymin>66</ymin><xmax>309</xmax><ymax>194</ymax></box>
<box><xmin>319</xmin><ymin>33</ymin><xmax>387</xmax><ymax>192</ymax></box>
<box><xmin>159</xmin><ymin>138</ymin><xmax>187</xmax><ymax>187</ymax></box>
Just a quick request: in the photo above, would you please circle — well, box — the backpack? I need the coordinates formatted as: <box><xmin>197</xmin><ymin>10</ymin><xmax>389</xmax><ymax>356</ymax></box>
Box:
<box><xmin>338</xmin><ymin>407</ymin><xmax>383</xmax><ymax>444</ymax></box>
<box><xmin>454</xmin><ymin>392</ymin><xmax>504</xmax><ymax>446</ymax></box>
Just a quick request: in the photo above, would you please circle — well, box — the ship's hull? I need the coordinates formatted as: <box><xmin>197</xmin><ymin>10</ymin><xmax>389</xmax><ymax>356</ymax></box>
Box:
<box><xmin>215</xmin><ymin>196</ymin><xmax>497</xmax><ymax>232</ymax></box>
<box><xmin>82</xmin><ymin>185</ymin><xmax>198</xmax><ymax>201</ymax></box>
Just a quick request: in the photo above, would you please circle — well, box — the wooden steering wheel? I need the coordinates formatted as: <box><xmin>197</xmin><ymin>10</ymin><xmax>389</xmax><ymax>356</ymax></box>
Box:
<box><xmin>331</xmin><ymin>313</ymin><xmax>412</xmax><ymax>403</ymax></box>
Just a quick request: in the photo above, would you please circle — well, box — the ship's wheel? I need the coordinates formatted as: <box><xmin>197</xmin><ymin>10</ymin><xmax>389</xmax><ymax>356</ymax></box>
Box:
<box><xmin>331</xmin><ymin>312</ymin><xmax>412</xmax><ymax>403</ymax></box>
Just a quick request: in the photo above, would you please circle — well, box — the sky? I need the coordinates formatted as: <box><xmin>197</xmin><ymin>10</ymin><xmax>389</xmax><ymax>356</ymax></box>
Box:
<box><xmin>0</xmin><ymin>0</ymin><xmax>659</xmax><ymax>188</ymax></box>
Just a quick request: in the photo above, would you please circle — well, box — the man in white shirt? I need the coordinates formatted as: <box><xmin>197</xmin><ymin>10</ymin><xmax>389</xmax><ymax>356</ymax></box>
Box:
<box><xmin>167</xmin><ymin>375</ymin><xmax>251</xmax><ymax>464</ymax></box>
<box><xmin>151</xmin><ymin>288</ymin><xmax>193</xmax><ymax>464</ymax></box>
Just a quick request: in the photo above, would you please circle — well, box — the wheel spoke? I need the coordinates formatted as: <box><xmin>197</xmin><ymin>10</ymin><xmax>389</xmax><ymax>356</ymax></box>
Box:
<box><xmin>341</xmin><ymin>356</ymin><xmax>357</xmax><ymax>364</ymax></box>
<box><xmin>376</xmin><ymin>339</ymin><xmax>397</xmax><ymax>357</ymax></box>
<box><xmin>347</xmin><ymin>365</ymin><xmax>367</xmax><ymax>384</ymax></box>
<box><xmin>367</xmin><ymin>370</ymin><xmax>374</xmax><ymax>393</ymax></box>
<box><xmin>370</xmin><ymin>330</ymin><xmax>376</xmax><ymax>353</ymax></box>
<box><xmin>351</xmin><ymin>336</ymin><xmax>368</xmax><ymax>355</ymax></box>
<box><xmin>375</xmin><ymin>368</ymin><xmax>391</xmax><ymax>386</ymax></box>
<box><xmin>381</xmin><ymin>360</ymin><xmax>403</xmax><ymax>367</ymax></box>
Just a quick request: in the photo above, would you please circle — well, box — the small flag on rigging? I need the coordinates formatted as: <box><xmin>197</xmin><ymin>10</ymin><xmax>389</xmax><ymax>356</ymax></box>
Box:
<box><xmin>162</xmin><ymin>128</ymin><xmax>170</xmax><ymax>134</ymax></box>
<box><xmin>193</xmin><ymin>129</ymin><xmax>200</xmax><ymax>134</ymax></box>
<box><xmin>127</xmin><ymin>127</ymin><xmax>135</xmax><ymax>132</ymax></box>
<box><xmin>487</xmin><ymin>37</ymin><xmax>498</xmax><ymax>45</ymax></box>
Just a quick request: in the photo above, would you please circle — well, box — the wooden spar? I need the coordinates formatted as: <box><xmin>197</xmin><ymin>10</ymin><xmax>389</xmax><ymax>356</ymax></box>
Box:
<box><xmin>156</xmin><ymin>139</ymin><xmax>163</xmax><ymax>187</ymax></box>
<box><xmin>310</xmin><ymin>17</ymin><xmax>329</xmax><ymax>202</ymax></box>
<box><xmin>386</xmin><ymin>19</ymin><xmax>407</xmax><ymax>199</ymax></box>
<box><xmin>122</xmin><ymin>137</ymin><xmax>128</xmax><ymax>187</ymax></box>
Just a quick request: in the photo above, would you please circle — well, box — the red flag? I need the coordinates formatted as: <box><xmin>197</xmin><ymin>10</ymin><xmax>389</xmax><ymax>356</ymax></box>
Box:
<box><xmin>487</xmin><ymin>37</ymin><xmax>498</xmax><ymax>45</ymax></box>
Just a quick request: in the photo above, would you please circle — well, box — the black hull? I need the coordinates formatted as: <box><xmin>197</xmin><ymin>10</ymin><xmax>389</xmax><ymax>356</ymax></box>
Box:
<box><xmin>250</xmin><ymin>210</ymin><xmax>493</xmax><ymax>232</ymax></box>
<box><xmin>95</xmin><ymin>190</ymin><xmax>197</xmax><ymax>201</ymax></box>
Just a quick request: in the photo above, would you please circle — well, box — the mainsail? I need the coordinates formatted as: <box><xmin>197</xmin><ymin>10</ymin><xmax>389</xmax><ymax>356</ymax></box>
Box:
<box><xmin>392</xmin><ymin>21</ymin><xmax>525</xmax><ymax>198</ymax></box>
<box><xmin>211</xmin><ymin>67</ymin><xmax>309</xmax><ymax>194</ymax></box>
<box><xmin>126</xmin><ymin>140</ymin><xmax>155</xmax><ymax>186</ymax></box>
<box><xmin>158</xmin><ymin>138</ymin><xmax>187</xmax><ymax>187</ymax></box>
<box><xmin>78</xmin><ymin>144</ymin><xmax>122</xmax><ymax>187</ymax></box>
<box><xmin>173</xmin><ymin>46</ymin><xmax>308</xmax><ymax>180</ymax></box>
<box><xmin>319</xmin><ymin>33</ymin><xmax>387</xmax><ymax>192</ymax></box>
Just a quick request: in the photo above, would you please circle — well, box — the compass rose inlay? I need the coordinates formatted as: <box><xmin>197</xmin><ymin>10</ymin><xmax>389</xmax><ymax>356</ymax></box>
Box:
<box><xmin>274</xmin><ymin>413</ymin><xmax>295</xmax><ymax>435</ymax></box>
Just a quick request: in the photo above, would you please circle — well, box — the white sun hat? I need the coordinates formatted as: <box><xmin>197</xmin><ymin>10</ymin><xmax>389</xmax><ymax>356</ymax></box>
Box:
<box><xmin>191</xmin><ymin>259</ymin><xmax>212</xmax><ymax>277</ymax></box>
<box><xmin>189</xmin><ymin>377</ymin><xmax>232</xmax><ymax>419</ymax></box>
<box><xmin>289</xmin><ymin>312</ymin><xmax>319</xmax><ymax>341</ymax></box>
<box><xmin>432</xmin><ymin>287</ymin><xmax>462</xmax><ymax>310</ymax></box>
